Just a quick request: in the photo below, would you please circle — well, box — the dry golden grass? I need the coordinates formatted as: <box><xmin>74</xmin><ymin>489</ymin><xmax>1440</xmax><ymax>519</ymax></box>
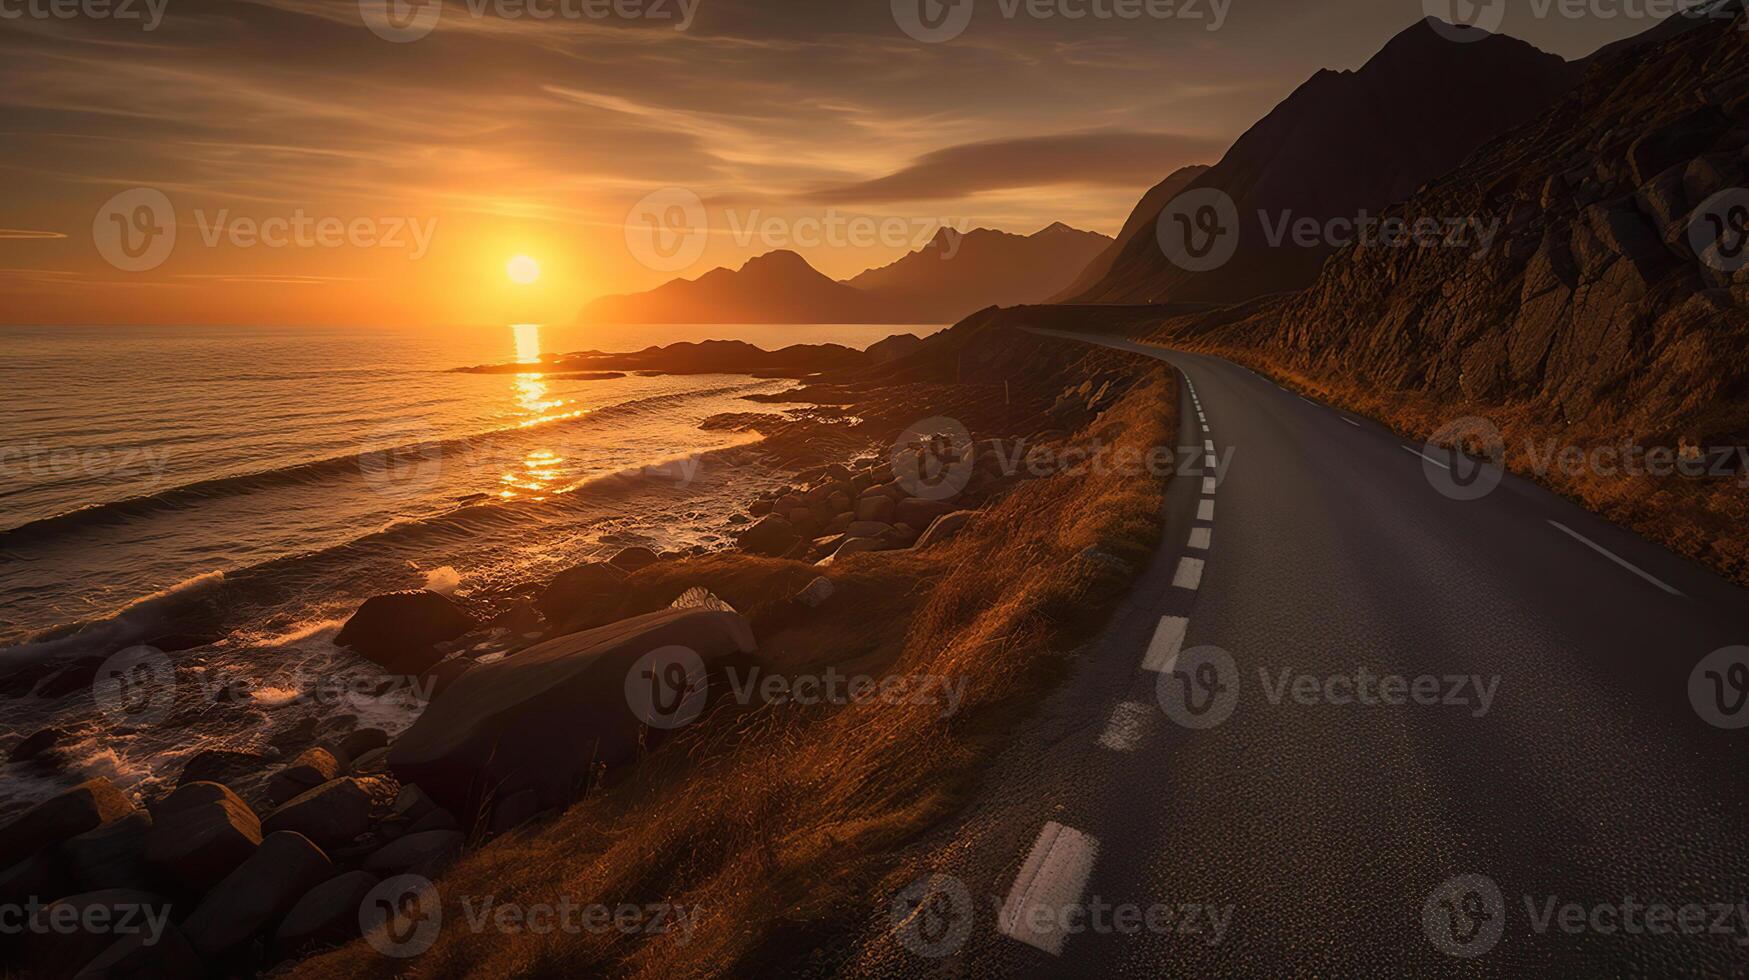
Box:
<box><xmin>1175</xmin><ymin>341</ymin><xmax>1749</xmax><ymax>587</ymax></box>
<box><xmin>293</xmin><ymin>366</ymin><xmax>1176</xmax><ymax>979</ymax></box>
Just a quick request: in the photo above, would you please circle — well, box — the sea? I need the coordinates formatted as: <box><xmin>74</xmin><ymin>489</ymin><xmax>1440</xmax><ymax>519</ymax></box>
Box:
<box><xmin>0</xmin><ymin>321</ymin><xmax>922</xmax><ymax>817</ymax></box>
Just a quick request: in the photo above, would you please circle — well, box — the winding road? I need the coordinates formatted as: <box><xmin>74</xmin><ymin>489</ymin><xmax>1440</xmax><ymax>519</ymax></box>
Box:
<box><xmin>852</xmin><ymin>332</ymin><xmax>1749</xmax><ymax>978</ymax></box>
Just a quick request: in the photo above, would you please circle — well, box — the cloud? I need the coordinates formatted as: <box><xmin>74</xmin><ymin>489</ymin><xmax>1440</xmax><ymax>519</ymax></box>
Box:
<box><xmin>806</xmin><ymin>130</ymin><xmax>1223</xmax><ymax>204</ymax></box>
<box><xmin>0</xmin><ymin>229</ymin><xmax>67</xmax><ymax>239</ymax></box>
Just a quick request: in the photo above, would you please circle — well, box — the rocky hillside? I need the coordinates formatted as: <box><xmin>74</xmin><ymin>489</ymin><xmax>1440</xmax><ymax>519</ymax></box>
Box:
<box><xmin>1071</xmin><ymin>18</ymin><xmax>1578</xmax><ymax>305</ymax></box>
<box><xmin>846</xmin><ymin>223</ymin><xmax>1111</xmax><ymax>321</ymax></box>
<box><xmin>579</xmin><ymin>250</ymin><xmax>879</xmax><ymax>324</ymax></box>
<box><xmin>1050</xmin><ymin>165</ymin><xmax>1209</xmax><ymax>302</ymax></box>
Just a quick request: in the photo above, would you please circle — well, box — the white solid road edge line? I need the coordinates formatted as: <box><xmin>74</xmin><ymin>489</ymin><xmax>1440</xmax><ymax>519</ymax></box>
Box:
<box><xmin>1342</xmin><ymin>417</ymin><xmax>1360</xmax><ymax>427</ymax></box>
<box><xmin>999</xmin><ymin>823</ymin><xmax>1101</xmax><ymax>956</ymax></box>
<box><xmin>1142</xmin><ymin>615</ymin><xmax>1189</xmax><ymax>672</ymax></box>
<box><xmin>1547</xmin><ymin>520</ymin><xmax>1686</xmax><ymax>598</ymax></box>
<box><xmin>1173</xmin><ymin>556</ymin><xmax>1205</xmax><ymax>590</ymax></box>
<box><xmin>1402</xmin><ymin>445</ymin><xmax>1450</xmax><ymax>470</ymax></box>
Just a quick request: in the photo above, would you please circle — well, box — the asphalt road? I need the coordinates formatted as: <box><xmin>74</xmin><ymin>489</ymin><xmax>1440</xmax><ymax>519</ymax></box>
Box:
<box><xmin>848</xmin><ymin>335</ymin><xmax>1749</xmax><ymax>979</ymax></box>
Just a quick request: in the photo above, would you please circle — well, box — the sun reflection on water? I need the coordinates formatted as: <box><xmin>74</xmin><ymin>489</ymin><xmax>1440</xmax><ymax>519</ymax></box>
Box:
<box><xmin>500</xmin><ymin>324</ymin><xmax>583</xmax><ymax>500</ymax></box>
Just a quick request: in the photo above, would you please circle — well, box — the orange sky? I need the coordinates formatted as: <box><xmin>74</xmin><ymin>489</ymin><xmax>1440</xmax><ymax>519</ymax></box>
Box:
<box><xmin>0</xmin><ymin>0</ymin><xmax>1650</xmax><ymax>326</ymax></box>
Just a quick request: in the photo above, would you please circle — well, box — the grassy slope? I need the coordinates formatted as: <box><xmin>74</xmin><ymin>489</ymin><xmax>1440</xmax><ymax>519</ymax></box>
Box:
<box><xmin>295</xmin><ymin>362</ymin><xmax>1177</xmax><ymax>979</ymax></box>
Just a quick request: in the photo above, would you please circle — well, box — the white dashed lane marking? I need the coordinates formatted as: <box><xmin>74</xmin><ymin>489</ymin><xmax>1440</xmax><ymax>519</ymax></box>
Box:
<box><xmin>1173</xmin><ymin>557</ymin><xmax>1205</xmax><ymax>591</ymax></box>
<box><xmin>1204</xmin><ymin>454</ymin><xmax>1217</xmax><ymax>469</ymax></box>
<box><xmin>1142</xmin><ymin>615</ymin><xmax>1189</xmax><ymax>673</ymax></box>
<box><xmin>1197</xmin><ymin>499</ymin><xmax>1215</xmax><ymax>522</ymax></box>
<box><xmin>1203</xmin><ymin>439</ymin><xmax>1215</xmax><ymax>452</ymax></box>
<box><xmin>1547</xmin><ymin>520</ymin><xmax>1685</xmax><ymax>598</ymax></box>
<box><xmin>999</xmin><ymin>823</ymin><xmax>1101</xmax><ymax>955</ymax></box>
<box><xmin>1187</xmin><ymin>526</ymin><xmax>1211</xmax><ymax>550</ymax></box>
<box><xmin>1097</xmin><ymin>701</ymin><xmax>1153</xmax><ymax>752</ymax></box>
<box><xmin>1201</xmin><ymin>476</ymin><xmax>1216</xmax><ymax>494</ymax></box>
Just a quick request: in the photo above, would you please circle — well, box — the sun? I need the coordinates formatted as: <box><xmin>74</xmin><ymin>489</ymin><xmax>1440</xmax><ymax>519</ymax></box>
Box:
<box><xmin>507</xmin><ymin>255</ymin><xmax>541</xmax><ymax>285</ymax></box>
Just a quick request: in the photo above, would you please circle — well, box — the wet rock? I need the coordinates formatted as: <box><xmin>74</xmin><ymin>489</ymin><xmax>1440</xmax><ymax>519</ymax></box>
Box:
<box><xmin>180</xmin><ymin>831</ymin><xmax>333</xmax><ymax>956</ymax></box>
<box><xmin>340</xmin><ymin>728</ymin><xmax>389</xmax><ymax>762</ymax></box>
<box><xmin>535</xmin><ymin>562</ymin><xmax>629</xmax><ymax>635</ymax></box>
<box><xmin>335</xmin><ymin>590</ymin><xmax>479</xmax><ymax>674</ymax></box>
<box><xmin>266</xmin><ymin>747</ymin><xmax>343</xmax><ymax>806</ymax></box>
<box><xmin>274</xmin><ymin>870</ymin><xmax>379</xmax><ymax>955</ymax></box>
<box><xmin>737</xmin><ymin>515</ymin><xmax>799</xmax><ymax>557</ymax></box>
<box><xmin>145</xmin><ymin>782</ymin><xmax>261</xmax><ymax>890</ymax></box>
<box><xmin>388</xmin><ymin>608</ymin><xmax>756</xmax><ymax>814</ymax></box>
<box><xmin>362</xmin><ymin>829</ymin><xmax>463</xmax><ymax>877</ymax></box>
<box><xmin>177</xmin><ymin>750</ymin><xmax>270</xmax><ymax>791</ymax></box>
<box><xmin>9</xmin><ymin>727</ymin><xmax>69</xmax><ymax>764</ymax></box>
<box><xmin>0</xmin><ymin>778</ymin><xmax>135</xmax><ymax>870</ymax></box>
<box><xmin>63</xmin><ymin>809</ymin><xmax>154</xmax><ymax>892</ymax></box>
<box><xmin>262</xmin><ymin>777</ymin><xmax>394</xmax><ymax>849</ymax></box>
<box><xmin>608</xmin><ymin>546</ymin><xmax>661</xmax><ymax>572</ymax></box>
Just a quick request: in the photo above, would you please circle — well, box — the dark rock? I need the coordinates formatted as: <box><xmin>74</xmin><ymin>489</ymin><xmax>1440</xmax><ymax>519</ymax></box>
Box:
<box><xmin>608</xmin><ymin>546</ymin><xmax>661</xmax><ymax>572</ymax></box>
<box><xmin>894</xmin><ymin>497</ymin><xmax>955</xmax><ymax>529</ymax></box>
<box><xmin>334</xmin><ymin>590</ymin><xmax>479</xmax><ymax>674</ymax></box>
<box><xmin>274</xmin><ymin>870</ymin><xmax>379</xmax><ymax>955</ymax></box>
<box><xmin>915</xmin><ymin>511</ymin><xmax>975</xmax><ymax>549</ymax></box>
<box><xmin>362</xmin><ymin>829</ymin><xmax>462</xmax><ymax>877</ymax></box>
<box><xmin>351</xmin><ymin>747</ymin><xmax>392</xmax><ymax>775</ymax></box>
<box><xmin>0</xmin><ymin>778</ymin><xmax>135</xmax><ymax>870</ymax></box>
<box><xmin>484</xmin><ymin>600</ymin><xmax>543</xmax><ymax>634</ymax></box>
<box><xmin>181</xmin><ymin>831</ymin><xmax>333</xmax><ymax>956</ymax></box>
<box><xmin>421</xmin><ymin>659</ymin><xmax>476</xmax><ymax>705</ymax></box>
<box><xmin>489</xmin><ymin>789</ymin><xmax>543</xmax><ymax>835</ymax></box>
<box><xmin>0</xmin><ymin>850</ymin><xmax>64</xmax><ymax>904</ymax></box>
<box><xmin>390</xmin><ymin>784</ymin><xmax>435</xmax><ymax>822</ymax></box>
<box><xmin>737</xmin><ymin>515</ymin><xmax>799</xmax><ymax>557</ymax></box>
<box><xmin>262</xmin><ymin>777</ymin><xmax>394</xmax><ymax>849</ymax></box>
<box><xmin>266</xmin><ymin>747</ymin><xmax>343</xmax><ymax>806</ymax></box>
<box><xmin>388</xmin><ymin>608</ymin><xmax>756</xmax><ymax>814</ymax></box>
<box><xmin>406</xmin><ymin>808</ymin><xmax>459</xmax><ymax>835</ymax></box>
<box><xmin>1627</xmin><ymin>106</ymin><xmax>1730</xmax><ymax>185</ymax></box>
<box><xmin>793</xmin><ymin>576</ymin><xmax>836</xmax><ymax>609</ymax></box>
<box><xmin>854</xmin><ymin>493</ymin><xmax>895</xmax><ymax>524</ymax></box>
<box><xmin>9</xmin><ymin>727</ymin><xmax>69</xmax><ymax>764</ymax></box>
<box><xmin>535</xmin><ymin>562</ymin><xmax>629</xmax><ymax>635</ymax></box>
<box><xmin>63</xmin><ymin>809</ymin><xmax>154</xmax><ymax>892</ymax></box>
<box><xmin>176</xmin><ymin>750</ymin><xmax>269</xmax><ymax>790</ymax></box>
<box><xmin>145</xmin><ymin>782</ymin><xmax>261</xmax><ymax>890</ymax></box>
<box><xmin>26</xmin><ymin>890</ymin><xmax>172</xmax><ymax>978</ymax></box>
<box><xmin>340</xmin><ymin>728</ymin><xmax>390</xmax><ymax>762</ymax></box>
<box><xmin>74</xmin><ymin>922</ymin><xmax>200</xmax><ymax>980</ymax></box>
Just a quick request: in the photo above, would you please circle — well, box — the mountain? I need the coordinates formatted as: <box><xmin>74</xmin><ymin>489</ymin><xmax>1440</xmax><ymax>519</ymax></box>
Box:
<box><xmin>1050</xmin><ymin>164</ymin><xmax>1209</xmax><ymax>302</ymax></box>
<box><xmin>579</xmin><ymin>224</ymin><xmax>1111</xmax><ymax>324</ymax></box>
<box><xmin>1070</xmin><ymin>17</ymin><xmax>1580</xmax><ymax>305</ymax></box>
<box><xmin>846</xmin><ymin>223</ymin><xmax>1111</xmax><ymax>320</ymax></box>
<box><xmin>579</xmin><ymin>250</ymin><xmax>880</xmax><ymax>324</ymax></box>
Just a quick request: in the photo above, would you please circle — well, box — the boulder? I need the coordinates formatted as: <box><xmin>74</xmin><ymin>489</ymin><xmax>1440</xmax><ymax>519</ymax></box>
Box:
<box><xmin>535</xmin><ymin>561</ymin><xmax>629</xmax><ymax>634</ymax></box>
<box><xmin>26</xmin><ymin>889</ymin><xmax>173</xmax><ymax>978</ymax></box>
<box><xmin>74</xmin><ymin>922</ymin><xmax>200</xmax><ymax>980</ymax></box>
<box><xmin>9</xmin><ymin>727</ymin><xmax>69</xmax><ymax>764</ymax></box>
<box><xmin>177</xmin><ymin>750</ymin><xmax>269</xmax><ymax>790</ymax></box>
<box><xmin>274</xmin><ymin>870</ymin><xmax>381</xmax><ymax>954</ymax></box>
<box><xmin>266</xmin><ymin>747</ymin><xmax>343</xmax><ymax>806</ymax></box>
<box><xmin>334</xmin><ymin>590</ymin><xmax>478</xmax><ymax>674</ymax></box>
<box><xmin>263</xmin><ymin>777</ymin><xmax>394</xmax><ymax>848</ymax></box>
<box><xmin>489</xmin><ymin>789</ymin><xmax>543</xmax><ymax>835</ymax></box>
<box><xmin>832</xmin><ymin>537</ymin><xmax>892</xmax><ymax>559</ymax></box>
<box><xmin>855</xmin><ymin>492</ymin><xmax>895</xmax><ymax>524</ymax></box>
<box><xmin>0</xmin><ymin>778</ymin><xmax>135</xmax><ymax>870</ymax></box>
<box><xmin>793</xmin><ymin>576</ymin><xmax>836</xmax><ymax>609</ymax></box>
<box><xmin>180</xmin><ymin>832</ymin><xmax>333</xmax><ymax>956</ymax></box>
<box><xmin>0</xmin><ymin>851</ymin><xmax>64</xmax><ymax>904</ymax></box>
<box><xmin>421</xmin><ymin>658</ymin><xmax>476</xmax><ymax>704</ymax></box>
<box><xmin>407</xmin><ymin>808</ymin><xmax>460</xmax><ymax>835</ymax></box>
<box><xmin>1627</xmin><ymin>106</ymin><xmax>1730</xmax><ymax>185</ymax></box>
<box><xmin>62</xmin><ymin>809</ymin><xmax>154</xmax><ymax>892</ymax></box>
<box><xmin>608</xmin><ymin>546</ymin><xmax>661</xmax><ymax>573</ymax></box>
<box><xmin>351</xmin><ymin>747</ymin><xmax>392</xmax><ymax>775</ymax></box>
<box><xmin>387</xmin><ymin>608</ymin><xmax>756</xmax><ymax>814</ymax></box>
<box><xmin>145</xmin><ymin>782</ymin><xmax>261</xmax><ymax>889</ymax></box>
<box><xmin>737</xmin><ymin>515</ymin><xmax>799</xmax><ymax>557</ymax></box>
<box><xmin>361</xmin><ymin>829</ymin><xmax>463</xmax><ymax>877</ymax></box>
<box><xmin>340</xmin><ymin>728</ymin><xmax>390</xmax><ymax>762</ymax></box>
<box><xmin>843</xmin><ymin>521</ymin><xmax>893</xmax><ymax>540</ymax></box>
<box><xmin>915</xmin><ymin>511</ymin><xmax>975</xmax><ymax>549</ymax></box>
<box><xmin>894</xmin><ymin>497</ymin><xmax>955</xmax><ymax>529</ymax></box>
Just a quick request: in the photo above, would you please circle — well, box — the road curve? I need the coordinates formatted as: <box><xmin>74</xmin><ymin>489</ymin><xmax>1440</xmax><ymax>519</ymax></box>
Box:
<box><xmin>848</xmin><ymin>334</ymin><xmax>1749</xmax><ymax>979</ymax></box>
